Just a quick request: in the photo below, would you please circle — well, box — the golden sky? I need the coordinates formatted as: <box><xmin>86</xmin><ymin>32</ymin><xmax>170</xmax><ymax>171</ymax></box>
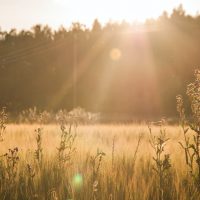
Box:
<box><xmin>0</xmin><ymin>0</ymin><xmax>200</xmax><ymax>30</ymax></box>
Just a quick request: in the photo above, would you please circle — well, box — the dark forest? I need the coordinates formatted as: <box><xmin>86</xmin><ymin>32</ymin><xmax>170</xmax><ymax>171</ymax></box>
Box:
<box><xmin>0</xmin><ymin>5</ymin><xmax>199</xmax><ymax>119</ymax></box>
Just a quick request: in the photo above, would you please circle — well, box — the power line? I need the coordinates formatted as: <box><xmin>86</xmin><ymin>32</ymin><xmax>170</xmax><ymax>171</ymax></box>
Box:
<box><xmin>0</xmin><ymin>29</ymin><xmax>147</xmax><ymax>65</ymax></box>
<box><xmin>0</xmin><ymin>39</ymin><xmax>52</xmax><ymax>60</ymax></box>
<box><xmin>0</xmin><ymin>38</ymin><xmax>69</xmax><ymax>66</ymax></box>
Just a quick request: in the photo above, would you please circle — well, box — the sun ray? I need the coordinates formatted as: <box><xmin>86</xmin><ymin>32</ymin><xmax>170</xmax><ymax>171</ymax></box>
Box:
<box><xmin>48</xmin><ymin>32</ymin><xmax>112</xmax><ymax>109</ymax></box>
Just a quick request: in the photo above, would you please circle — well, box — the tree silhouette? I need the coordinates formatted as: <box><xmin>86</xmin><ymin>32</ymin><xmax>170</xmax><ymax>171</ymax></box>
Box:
<box><xmin>0</xmin><ymin>7</ymin><xmax>200</xmax><ymax>121</ymax></box>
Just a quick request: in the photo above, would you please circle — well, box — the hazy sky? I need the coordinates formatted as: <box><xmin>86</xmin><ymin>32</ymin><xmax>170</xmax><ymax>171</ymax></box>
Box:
<box><xmin>0</xmin><ymin>0</ymin><xmax>200</xmax><ymax>31</ymax></box>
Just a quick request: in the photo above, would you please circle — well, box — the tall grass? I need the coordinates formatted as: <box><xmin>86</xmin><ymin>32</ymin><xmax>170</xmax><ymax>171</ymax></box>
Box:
<box><xmin>1</xmin><ymin>70</ymin><xmax>200</xmax><ymax>199</ymax></box>
<box><xmin>0</xmin><ymin>123</ymin><xmax>198</xmax><ymax>200</ymax></box>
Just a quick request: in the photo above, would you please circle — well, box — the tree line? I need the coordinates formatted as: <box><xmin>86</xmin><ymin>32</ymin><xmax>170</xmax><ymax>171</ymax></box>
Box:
<box><xmin>0</xmin><ymin>5</ymin><xmax>200</xmax><ymax>120</ymax></box>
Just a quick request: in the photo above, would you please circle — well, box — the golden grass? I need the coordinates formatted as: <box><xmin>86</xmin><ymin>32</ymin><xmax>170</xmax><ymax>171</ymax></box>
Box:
<box><xmin>0</xmin><ymin>124</ymin><xmax>198</xmax><ymax>200</ymax></box>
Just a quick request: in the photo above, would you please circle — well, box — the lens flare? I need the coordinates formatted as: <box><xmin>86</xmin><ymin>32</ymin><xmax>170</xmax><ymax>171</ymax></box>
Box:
<box><xmin>72</xmin><ymin>173</ymin><xmax>83</xmax><ymax>189</ymax></box>
<box><xmin>110</xmin><ymin>48</ymin><xmax>121</xmax><ymax>61</ymax></box>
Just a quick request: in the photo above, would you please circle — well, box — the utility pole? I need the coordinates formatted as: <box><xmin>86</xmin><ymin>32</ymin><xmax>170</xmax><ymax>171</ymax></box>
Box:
<box><xmin>73</xmin><ymin>32</ymin><xmax>77</xmax><ymax>108</ymax></box>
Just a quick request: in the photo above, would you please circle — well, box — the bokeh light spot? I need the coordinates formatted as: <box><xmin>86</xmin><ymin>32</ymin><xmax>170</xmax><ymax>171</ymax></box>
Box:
<box><xmin>72</xmin><ymin>173</ymin><xmax>83</xmax><ymax>189</ymax></box>
<box><xmin>110</xmin><ymin>48</ymin><xmax>121</xmax><ymax>61</ymax></box>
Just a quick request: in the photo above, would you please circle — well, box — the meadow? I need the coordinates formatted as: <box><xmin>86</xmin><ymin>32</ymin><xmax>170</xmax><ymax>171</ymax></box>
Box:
<box><xmin>1</xmin><ymin>3</ymin><xmax>200</xmax><ymax>200</ymax></box>
<box><xmin>1</xmin><ymin>71</ymin><xmax>200</xmax><ymax>200</ymax></box>
<box><xmin>0</xmin><ymin>122</ymin><xmax>199</xmax><ymax>200</ymax></box>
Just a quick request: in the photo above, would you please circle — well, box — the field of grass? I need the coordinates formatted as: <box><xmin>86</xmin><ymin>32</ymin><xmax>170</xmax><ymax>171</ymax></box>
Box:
<box><xmin>0</xmin><ymin>123</ymin><xmax>199</xmax><ymax>200</ymax></box>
